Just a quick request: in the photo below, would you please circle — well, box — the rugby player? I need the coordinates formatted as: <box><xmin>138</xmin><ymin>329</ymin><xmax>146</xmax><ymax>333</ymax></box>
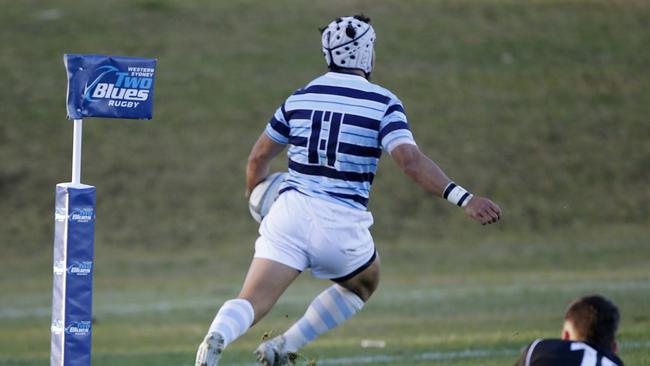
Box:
<box><xmin>515</xmin><ymin>294</ymin><xmax>624</xmax><ymax>366</ymax></box>
<box><xmin>195</xmin><ymin>14</ymin><xmax>502</xmax><ymax>366</ymax></box>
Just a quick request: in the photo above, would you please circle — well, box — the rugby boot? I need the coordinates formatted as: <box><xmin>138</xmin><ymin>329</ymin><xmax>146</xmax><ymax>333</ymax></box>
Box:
<box><xmin>195</xmin><ymin>332</ymin><xmax>225</xmax><ymax>366</ymax></box>
<box><xmin>254</xmin><ymin>335</ymin><xmax>290</xmax><ymax>366</ymax></box>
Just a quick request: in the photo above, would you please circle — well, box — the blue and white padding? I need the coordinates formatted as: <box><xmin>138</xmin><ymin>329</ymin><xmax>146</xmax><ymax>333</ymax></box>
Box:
<box><xmin>443</xmin><ymin>182</ymin><xmax>473</xmax><ymax>207</ymax></box>
<box><xmin>51</xmin><ymin>183</ymin><xmax>96</xmax><ymax>366</ymax></box>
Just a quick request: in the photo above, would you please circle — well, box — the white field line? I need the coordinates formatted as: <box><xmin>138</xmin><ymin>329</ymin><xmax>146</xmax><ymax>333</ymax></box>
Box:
<box><xmin>0</xmin><ymin>298</ymin><xmax>219</xmax><ymax>319</ymax></box>
<box><xmin>203</xmin><ymin>340</ymin><xmax>650</xmax><ymax>366</ymax></box>
<box><xmin>305</xmin><ymin>348</ymin><xmax>519</xmax><ymax>365</ymax></box>
<box><xmin>2</xmin><ymin>279</ymin><xmax>650</xmax><ymax>319</ymax></box>
<box><xmin>1</xmin><ymin>341</ymin><xmax>647</xmax><ymax>364</ymax></box>
<box><xmin>224</xmin><ymin>348</ymin><xmax>519</xmax><ymax>366</ymax></box>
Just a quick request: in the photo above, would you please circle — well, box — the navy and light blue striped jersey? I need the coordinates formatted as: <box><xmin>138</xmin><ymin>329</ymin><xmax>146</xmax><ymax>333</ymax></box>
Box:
<box><xmin>265</xmin><ymin>72</ymin><xmax>416</xmax><ymax>210</ymax></box>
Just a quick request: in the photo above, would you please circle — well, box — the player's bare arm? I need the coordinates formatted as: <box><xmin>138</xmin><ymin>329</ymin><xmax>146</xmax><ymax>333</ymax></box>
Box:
<box><xmin>245</xmin><ymin>133</ymin><xmax>285</xmax><ymax>197</ymax></box>
<box><xmin>390</xmin><ymin>143</ymin><xmax>501</xmax><ymax>225</ymax></box>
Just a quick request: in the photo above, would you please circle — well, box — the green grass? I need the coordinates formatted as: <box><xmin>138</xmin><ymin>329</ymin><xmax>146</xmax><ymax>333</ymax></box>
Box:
<box><xmin>1</xmin><ymin>0</ymin><xmax>649</xmax><ymax>365</ymax></box>
<box><xmin>1</xmin><ymin>225</ymin><xmax>649</xmax><ymax>365</ymax></box>
<box><xmin>1</xmin><ymin>0</ymin><xmax>649</xmax><ymax>253</ymax></box>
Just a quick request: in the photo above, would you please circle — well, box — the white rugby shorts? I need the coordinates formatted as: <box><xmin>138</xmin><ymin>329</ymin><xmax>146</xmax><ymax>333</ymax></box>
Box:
<box><xmin>254</xmin><ymin>189</ymin><xmax>376</xmax><ymax>281</ymax></box>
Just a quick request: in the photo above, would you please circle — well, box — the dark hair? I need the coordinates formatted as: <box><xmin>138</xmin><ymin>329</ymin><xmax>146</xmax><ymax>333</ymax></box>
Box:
<box><xmin>564</xmin><ymin>295</ymin><xmax>620</xmax><ymax>351</ymax></box>
<box><xmin>319</xmin><ymin>14</ymin><xmax>371</xmax><ymax>33</ymax></box>
<box><xmin>353</xmin><ymin>14</ymin><xmax>371</xmax><ymax>23</ymax></box>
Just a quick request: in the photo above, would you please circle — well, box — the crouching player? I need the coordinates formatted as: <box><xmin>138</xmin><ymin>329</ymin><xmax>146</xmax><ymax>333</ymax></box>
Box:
<box><xmin>515</xmin><ymin>294</ymin><xmax>624</xmax><ymax>366</ymax></box>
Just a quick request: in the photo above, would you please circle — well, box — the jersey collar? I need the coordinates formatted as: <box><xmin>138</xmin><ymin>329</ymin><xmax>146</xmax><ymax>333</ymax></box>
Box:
<box><xmin>325</xmin><ymin>71</ymin><xmax>369</xmax><ymax>83</ymax></box>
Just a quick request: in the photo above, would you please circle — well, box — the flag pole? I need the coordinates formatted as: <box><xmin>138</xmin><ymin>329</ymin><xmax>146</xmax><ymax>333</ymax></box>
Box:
<box><xmin>72</xmin><ymin>119</ymin><xmax>83</xmax><ymax>184</ymax></box>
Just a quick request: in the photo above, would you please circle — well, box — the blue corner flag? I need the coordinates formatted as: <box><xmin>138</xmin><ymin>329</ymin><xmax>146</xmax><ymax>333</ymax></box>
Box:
<box><xmin>64</xmin><ymin>54</ymin><xmax>157</xmax><ymax>120</ymax></box>
<box><xmin>51</xmin><ymin>54</ymin><xmax>157</xmax><ymax>366</ymax></box>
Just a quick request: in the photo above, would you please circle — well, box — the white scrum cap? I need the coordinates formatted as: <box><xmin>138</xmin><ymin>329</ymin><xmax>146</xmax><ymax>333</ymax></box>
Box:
<box><xmin>321</xmin><ymin>15</ymin><xmax>376</xmax><ymax>76</ymax></box>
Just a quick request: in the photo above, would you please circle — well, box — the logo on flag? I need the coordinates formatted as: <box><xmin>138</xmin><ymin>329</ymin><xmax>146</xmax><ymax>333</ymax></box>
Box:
<box><xmin>65</xmin><ymin>54</ymin><xmax>157</xmax><ymax>120</ymax></box>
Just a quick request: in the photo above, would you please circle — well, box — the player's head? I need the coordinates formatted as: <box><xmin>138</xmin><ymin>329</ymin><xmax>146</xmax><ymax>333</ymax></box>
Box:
<box><xmin>320</xmin><ymin>14</ymin><xmax>376</xmax><ymax>78</ymax></box>
<box><xmin>562</xmin><ymin>294</ymin><xmax>620</xmax><ymax>353</ymax></box>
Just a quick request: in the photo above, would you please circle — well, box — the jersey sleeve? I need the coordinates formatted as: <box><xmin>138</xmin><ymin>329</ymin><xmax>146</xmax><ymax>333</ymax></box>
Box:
<box><xmin>379</xmin><ymin>96</ymin><xmax>416</xmax><ymax>153</ymax></box>
<box><xmin>264</xmin><ymin>102</ymin><xmax>290</xmax><ymax>145</ymax></box>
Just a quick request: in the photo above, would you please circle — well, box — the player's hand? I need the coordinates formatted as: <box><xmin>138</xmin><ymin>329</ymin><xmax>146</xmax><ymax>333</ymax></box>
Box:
<box><xmin>464</xmin><ymin>196</ymin><xmax>501</xmax><ymax>225</ymax></box>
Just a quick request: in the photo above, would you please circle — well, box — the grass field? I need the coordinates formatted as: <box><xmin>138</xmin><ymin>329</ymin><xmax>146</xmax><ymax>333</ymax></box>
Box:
<box><xmin>1</xmin><ymin>225</ymin><xmax>649</xmax><ymax>365</ymax></box>
<box><xmin>1</xmin><ymin>0</ymin><xmax>649</xmax><ymax>365</ymax></box>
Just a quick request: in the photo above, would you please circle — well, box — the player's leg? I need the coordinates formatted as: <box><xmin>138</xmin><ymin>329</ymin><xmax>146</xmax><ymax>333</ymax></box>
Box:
<box><xmin>278</xmin><ymin>257</ymin><xmax>380</xmax><ymax>354</ymax></box>
<box><xmin>335</xmin><ymin>254</ymin><xmax>380</xmax><ymax>302</ymax></box>
<box><xmin>256</xmin><ymin>192</ymin><xmax>378</xmax><ymax>365</ymax></box>
<box><xmin>238</xmin><ymin>258</ymin><xmax>301</xmax><ymax>323</ymax></box>
<box><xmin>195</xmin><ymin>258</ymin><xmax>300</xmax><ymax>366</ymax></box>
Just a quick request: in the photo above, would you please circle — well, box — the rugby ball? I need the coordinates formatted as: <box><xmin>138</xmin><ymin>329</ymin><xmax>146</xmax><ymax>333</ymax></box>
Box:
<box><xmin>248</xmin><ymin>172</ymin><xmax>288</xmax><ymax>223</ymax></box>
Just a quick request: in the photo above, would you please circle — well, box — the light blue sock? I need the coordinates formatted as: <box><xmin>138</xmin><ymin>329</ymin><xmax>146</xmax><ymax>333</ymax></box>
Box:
<box><xmin>207</xmin><ymin>298</ymin><xmax>255</xmax><ymax>347</ymax></box>
<box><xmin>283</xmin><ymin>285</ymin><xmax>364</xmax><ymax>352</ymax></box>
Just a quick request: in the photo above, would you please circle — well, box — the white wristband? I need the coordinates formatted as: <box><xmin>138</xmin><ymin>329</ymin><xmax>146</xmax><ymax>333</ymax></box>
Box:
<box><xmin>443</xmin><ymin>182</ymin><xmax>473</xmax><ymax>207</ymax></box>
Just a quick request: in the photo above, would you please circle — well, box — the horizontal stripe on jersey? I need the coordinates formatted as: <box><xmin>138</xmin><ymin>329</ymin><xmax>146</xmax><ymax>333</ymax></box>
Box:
<box><xmin>265</xmin><ymin>72</ymin><xmax>415</xmax><ymax>209</ymax></box>
<box><xmin>294</xmin><ymin>85</ymin><xmax>391</xmax><ymax>105</ymax></box>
